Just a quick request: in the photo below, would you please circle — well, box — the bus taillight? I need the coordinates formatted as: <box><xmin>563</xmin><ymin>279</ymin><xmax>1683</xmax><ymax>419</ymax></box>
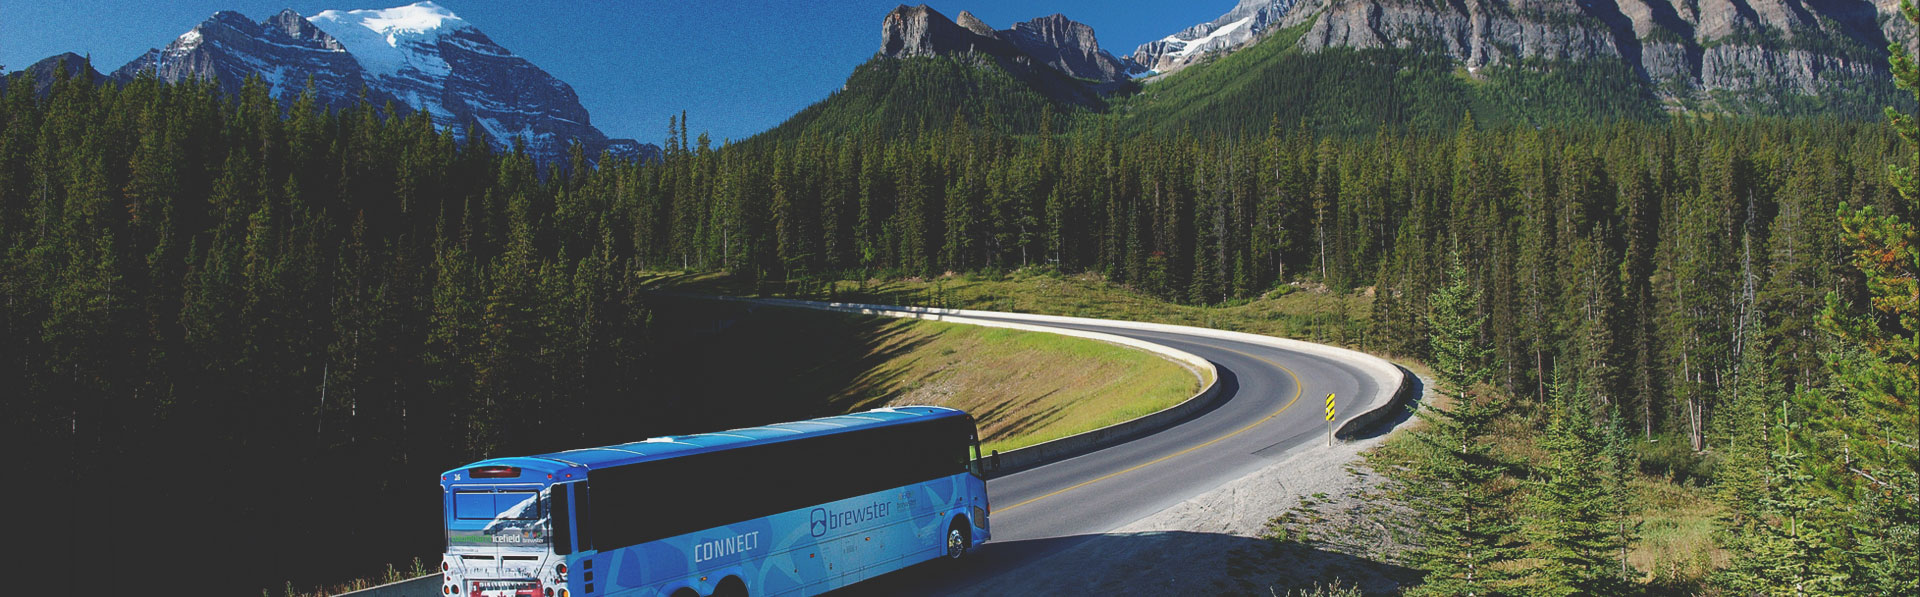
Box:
<box><xmin>470</xmin><ymin>466</ymin><xmax>521</xmax><ymax>478</ymax></box>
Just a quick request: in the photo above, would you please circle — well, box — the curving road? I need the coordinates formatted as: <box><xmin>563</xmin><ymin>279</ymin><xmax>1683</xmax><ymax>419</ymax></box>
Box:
<box><xmin>348</xmin><ymin>309</ymin><xmax>1396</xmax><ymax>597</ymax></box>
<box><xmin>834</xmin><ymin>314</ymin><xmax>1392</xmax><ymax>595</ymax></box>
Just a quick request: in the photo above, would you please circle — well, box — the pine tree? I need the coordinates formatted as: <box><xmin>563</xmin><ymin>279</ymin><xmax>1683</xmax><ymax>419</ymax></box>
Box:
<box><xmin>1815</xmin><ymin>4</ymin><xmax>1920</xmax><ymax>591</ymax></box>
<box><xmin>1381</xmin><ymin>257</ymin><xmax>1523</xmax><ymax>597</ymax></box>
<box><xmin>1720</xmin><ymin>399</ymin><xmax>1850</xmax><ymax>597</ymax></box>
<box><xmin>1524</xmin><ymin>374</ymin><xmax>1634</xmax><ymax>597</ymax></box>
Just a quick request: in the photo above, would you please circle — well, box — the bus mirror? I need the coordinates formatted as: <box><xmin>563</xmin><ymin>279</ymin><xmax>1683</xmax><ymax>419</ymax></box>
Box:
<box><xmin>990</xmin><ymin>450</ymin><xmax>1000</xmax><ymax>471</ymax></box>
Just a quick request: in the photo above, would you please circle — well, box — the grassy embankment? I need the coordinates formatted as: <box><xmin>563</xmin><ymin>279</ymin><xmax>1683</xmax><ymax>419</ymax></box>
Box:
<box><xmin>652</xmin><ymin>267</ymin><xmax>1726</xmax><ymax>592</ymax></box>
<box><xmin>691</xmin><ymin>300</ymin><xmax>1207</xmax><ymax>455</ymax></box>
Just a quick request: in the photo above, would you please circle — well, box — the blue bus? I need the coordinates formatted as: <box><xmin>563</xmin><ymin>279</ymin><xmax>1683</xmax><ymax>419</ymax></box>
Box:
<box><xmin>438</xmin><ymin>406</ymin><xmax>990</xmax><ymax>597</ymax></box>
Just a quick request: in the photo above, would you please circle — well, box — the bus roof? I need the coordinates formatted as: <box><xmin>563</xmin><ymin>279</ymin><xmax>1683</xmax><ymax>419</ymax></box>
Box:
<box><xmin>444</xmin><ymin>406</ymin><xmax>968</xmax><ymax>479</ymax></box>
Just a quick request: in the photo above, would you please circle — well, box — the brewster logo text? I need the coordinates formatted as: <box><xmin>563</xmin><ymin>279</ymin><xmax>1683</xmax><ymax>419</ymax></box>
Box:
<box><xmin>808</xmin><ymin>501</ymin><xmax>891</xmax><ymax>537</ymax></box>
<box><xmin>693</xmin><ymin>531</ymin><xmax>761</xmax><ymax>563</ymax></box>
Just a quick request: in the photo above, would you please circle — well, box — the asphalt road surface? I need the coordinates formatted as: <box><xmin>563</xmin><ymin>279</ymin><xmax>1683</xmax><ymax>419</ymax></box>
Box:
<box><xmin>834</xmin><ymin>316</ymin><xmax>1389</xmax><ymax>595</ymax></box>
<box><xmin>362</xmin><ymin>313</ymin><xmax>1393</xmax><ymax>597</ymax></box>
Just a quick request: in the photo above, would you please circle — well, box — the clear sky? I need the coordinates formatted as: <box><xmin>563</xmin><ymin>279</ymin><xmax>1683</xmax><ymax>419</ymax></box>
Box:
<box><xmin>1</xmin><ymin>0</ymin><xmax>1234</xmax><ymax>144</ymax></box>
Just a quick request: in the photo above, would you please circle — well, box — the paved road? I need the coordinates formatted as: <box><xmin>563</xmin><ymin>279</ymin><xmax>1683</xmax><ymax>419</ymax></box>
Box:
<box><xmin>834</xmin><ymin>316</ymin><xmax>1389</xmax><ymax>595</ymax></box>
<box><xmin>358</xmin><ymin>313</ymin><xmax>1394</xmax><ymax>597</ymax></box>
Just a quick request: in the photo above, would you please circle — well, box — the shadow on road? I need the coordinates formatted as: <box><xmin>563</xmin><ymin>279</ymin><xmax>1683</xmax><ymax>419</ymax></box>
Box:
<box><xmin>833</xmin><ymin>530</ymin><xmax>1414</xmax><ymax>596</ymax></box>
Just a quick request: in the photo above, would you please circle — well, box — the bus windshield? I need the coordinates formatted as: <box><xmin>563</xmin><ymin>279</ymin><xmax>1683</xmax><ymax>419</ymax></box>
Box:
<box><xmin>447</xmin><ymin>490</ymin><xmax>548</xmax><ymax>549</ymax></box>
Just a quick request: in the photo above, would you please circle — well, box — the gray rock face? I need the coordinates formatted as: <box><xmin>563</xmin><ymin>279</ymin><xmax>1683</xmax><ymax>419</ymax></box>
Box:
<box><xmin>1140</xmin><ymin>0</ymin><xmax>1919</xmax><ymax>107</ymax></box>
<box><xmin>94</xmin><ymin>2</ymin><xmax>655</xmax><ymax>166</ymax></box>
<box><xmin>1290</xmin><ymin>0</ymin><xmax>1620</xmax><ymax>68</ymax></box>
<box><xmin>109</xmin><ymin>9</ymin><xmax>375</xmax><ymax>112</ymax></box>
<box><xmin>1279</xmin><ymin>0</ymin><xmax>1917</xmax><ymax>105</ymax></box>
<box><xmin>955</xmin><ymin>10</ymin><xmax>998</xmax><ymax>38</ymax></box>
<box><xmin>266</xmin><ymin>8</ymin><xmax>346</xmax><ymax>50</ymax></box>
<box><xmin>881</xmin><ymin>5</ymin><xmax>1015</xmax><ymax>59</ymax></box>
<box><xmin>1002</xmin><ymin>14</ymin><xmax>1137</xmax><ymax>82</ymax></box>
<box><xmin>880</xmin><ymin>5</ymin><xmax>1140</xmax><ymax>83</ymax></box>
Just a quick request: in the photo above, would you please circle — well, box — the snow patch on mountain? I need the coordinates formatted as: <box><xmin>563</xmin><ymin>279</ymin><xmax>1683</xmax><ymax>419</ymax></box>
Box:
<box><xmin>1157</xmin><ymin>16</ymin><xmax>1254</xmax><ymax>61</ymax></box>
<box><xmin>309</xmin><ymin>1</ymin><xmax>464</xmax><ymax>80</ymax></box>
<box><xmin>1130</xmin><ymin>0</ymin><xmax>1299</xmax><ymax>75</ymax></box>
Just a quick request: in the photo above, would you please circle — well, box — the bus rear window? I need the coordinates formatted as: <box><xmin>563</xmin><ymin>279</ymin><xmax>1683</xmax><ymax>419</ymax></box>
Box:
<box><xmin>455</xmin><ymin>492</ymin><xmax>540</xmax><ymax>521</ymax></box>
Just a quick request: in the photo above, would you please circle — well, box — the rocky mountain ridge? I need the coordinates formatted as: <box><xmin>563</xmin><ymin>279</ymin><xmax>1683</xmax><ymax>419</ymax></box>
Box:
<box><xmin>18</xmin><ymin>2</ymin><xmax>655</xmax><ymax>166</ymax></box>
<box><xmin>880</xmin><ymin>4</ymin><xmax>1141</xmax><ymax>83</ymax></box>
<box><xmin>1143</xmin><ymin>0</ymin><xmax>1918</xmax><ymax>108</ymax></box>
<box><xmin>110</xmin><ymin>9</ymin><xmax>375</xmax><ymax>112</ymax></box>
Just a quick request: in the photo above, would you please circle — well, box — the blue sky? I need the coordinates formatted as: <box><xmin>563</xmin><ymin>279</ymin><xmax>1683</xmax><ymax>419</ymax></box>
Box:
<box><xmin>1</xmin><ymin>0</ymin><xmax>1233</xmax><ymax>144</ymax></box>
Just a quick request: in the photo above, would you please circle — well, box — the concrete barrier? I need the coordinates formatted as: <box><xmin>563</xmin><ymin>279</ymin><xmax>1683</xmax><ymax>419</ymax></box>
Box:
<box><xmin>1334</xmin><ymin>364</ymin><xmax>1418</xmax><ymax>440</ymax></box>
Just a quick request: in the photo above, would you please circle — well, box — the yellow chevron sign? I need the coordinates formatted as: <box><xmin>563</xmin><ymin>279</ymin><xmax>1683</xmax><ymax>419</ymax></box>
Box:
<box><xmin>1324</xmin><ymin>393</ymin><xmax>1336</xmax><ymax>421</ymax></box>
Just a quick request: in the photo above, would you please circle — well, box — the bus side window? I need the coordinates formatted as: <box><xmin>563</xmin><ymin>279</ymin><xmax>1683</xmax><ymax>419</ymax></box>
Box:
<box><xmin>551</xmin><ymin>484</ymin><xmax>573</xmax><ymax>556</ymax></box>
<box><xmin>574</xmin><ymin>482</ymin><xmax>592</xmax><ymax>552</ymax></box>
<box><xmin>968</xmin><ymin>439</ymin><xmax>983</xmax><ymax>478</ymax></box>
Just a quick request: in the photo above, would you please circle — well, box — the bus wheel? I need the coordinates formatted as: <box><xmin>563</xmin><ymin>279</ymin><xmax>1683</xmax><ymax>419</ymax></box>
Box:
<box><xmin>670</xmin><ymin>588</ymin><xmax>699</xmax><ymax>597</ymax></box>
<box><xmin>711</xmin><ymin>577</ymin><xmax>747</xmax><ymax>597</ymax></box>
<box><xmin>946</xmin><ymin>519</ymin><xmax>971</xmax><ymax>560</ymax></box>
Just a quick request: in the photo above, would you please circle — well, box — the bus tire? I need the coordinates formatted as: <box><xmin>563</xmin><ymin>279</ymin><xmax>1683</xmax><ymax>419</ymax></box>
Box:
<box><xmin>670</xmin><ymin>588</ymin><xmax>699</xmax><ymax>597</ymax></box>
<box><xmin>711</xmin><ymin>577</ymin><xmax>748</xmax><ymax>597</ymax></box>
<box><xmin>945</xmin><ymin>518</ymin><xmax>971</xmax><ymax>560</ymax></box>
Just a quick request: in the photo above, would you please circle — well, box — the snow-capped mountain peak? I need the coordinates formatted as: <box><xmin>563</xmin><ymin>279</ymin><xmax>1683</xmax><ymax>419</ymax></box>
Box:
<box><xmin>310</xmin><ymin>1</ymin><xmax>475</xmax><ymax>80</ymax></box>
<box><xmin>104</xmin><ymin>2</ymin><xmax>657</xmax><ymax>166</ymax></box>
<box><xmin>314</xmin><ymin>1</ymin><xmax>471</xmax><ymax>37</ymax></box>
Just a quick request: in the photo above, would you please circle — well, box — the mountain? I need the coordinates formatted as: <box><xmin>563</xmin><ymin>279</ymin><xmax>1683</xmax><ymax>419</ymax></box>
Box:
<box><xmin>1280</xmin><ymin>0</ymin><xmax>1918</xmax><ymax>111</ymax></box>
<box><xmin>880</xmin><ymin>5</ymin><xmax>1139</xmax><ymax>84</ymax></box>
<box><xmin>84</xmin><ymin>2</ymin><xmax>655</xmax><ymax>165</ymax></box>
<box><xmin>7</xmin><ymin>53</ymin><xmax>106</xmax><ymax>96</ymax></box>
<box><xmin>1135</xmin><ymin>0</ymin><xmax>1918</xmax><ymax>115</ymax></box>
<box><xmin>308</xmin><ymin>2</ymin><xmax>654</xmax><ymax>163</ymax></box>
<box><xmin>108</xmin><ymin>9</ymin><xmax>375</xmax><ymax>112</ymax></box>
<box><xmin>1130</xmin><ymin>0</ymin><xmax>1299</xmax><ymax>75</ymax></box>
<box><xmin>762</xmin><ymin>4</ymin><xmax>1126</xmax><ymax>142</ymax></box>
<box><xmin>999</xmin><ymin>14</ymin><xmax>1143</xmax><ymax>82</ymax></box>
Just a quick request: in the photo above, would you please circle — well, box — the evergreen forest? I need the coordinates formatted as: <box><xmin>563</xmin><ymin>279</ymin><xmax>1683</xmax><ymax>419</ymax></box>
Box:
<box><xmin>5</xmin><ymin>6</ymin><xmax>1918</xmax><ymax>592</ymax></box>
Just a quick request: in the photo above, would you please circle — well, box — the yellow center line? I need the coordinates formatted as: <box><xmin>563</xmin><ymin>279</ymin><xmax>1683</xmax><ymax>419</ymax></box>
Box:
<box><xmin>998</xmin><ymin>344</ymin><xmax>1306</xmax><ymax>512</ymax></box>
